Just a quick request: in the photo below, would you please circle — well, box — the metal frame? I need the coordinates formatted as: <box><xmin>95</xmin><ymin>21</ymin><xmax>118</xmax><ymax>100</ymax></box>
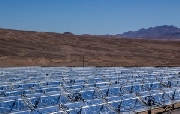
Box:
<box><xmin>0</xmin><ymin>67</ymin><xmax>180</xmax><ymax>114</ymax></box>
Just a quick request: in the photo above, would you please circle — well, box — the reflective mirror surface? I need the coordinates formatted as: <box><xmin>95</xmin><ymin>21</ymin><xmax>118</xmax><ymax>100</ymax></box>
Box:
<box><xmin>0</xmin><ymin>67</ymin><xmax>180</xmax><ymax>114</ymax></box>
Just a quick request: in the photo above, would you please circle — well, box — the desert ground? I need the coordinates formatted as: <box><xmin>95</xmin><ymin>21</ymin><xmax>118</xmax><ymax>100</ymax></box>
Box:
<box><xmin>0</xmin><ymin>28</ymin><xmax>180</xmax><ymax>67</ymax></box>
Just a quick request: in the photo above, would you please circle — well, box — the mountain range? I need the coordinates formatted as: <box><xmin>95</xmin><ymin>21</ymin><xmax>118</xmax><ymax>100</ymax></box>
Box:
<box><xmin>119</xmin><ymin>25</ymin><xmax>180</xmax><ymax>39</ymax></box>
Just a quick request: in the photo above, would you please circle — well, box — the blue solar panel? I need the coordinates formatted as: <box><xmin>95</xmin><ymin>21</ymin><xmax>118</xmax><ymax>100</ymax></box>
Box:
<box><xmin>0</xmin><ymin>67</ymin><xmax>180</xmax><ymax>113</ymax></box>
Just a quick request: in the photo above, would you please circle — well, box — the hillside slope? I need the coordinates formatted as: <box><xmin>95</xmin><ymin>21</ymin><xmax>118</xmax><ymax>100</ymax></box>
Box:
<box><xmin>0</xmin><ymin>28</ymin><xmax>180</xmax><ymax>67</ymax></box>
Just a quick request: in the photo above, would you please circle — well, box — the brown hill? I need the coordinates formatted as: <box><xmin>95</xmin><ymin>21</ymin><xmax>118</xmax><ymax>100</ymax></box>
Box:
<box><xmin>0</xmin><ymin>28</ymin><xmax>180</xmax><ymax>67</ymax></box>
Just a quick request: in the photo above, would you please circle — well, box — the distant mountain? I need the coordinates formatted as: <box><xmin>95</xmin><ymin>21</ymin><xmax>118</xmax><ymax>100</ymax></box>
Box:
<box><xmin>120</xmin><ymin>25</ymin><xmax>180</xmax><ymax>39</ymax></box>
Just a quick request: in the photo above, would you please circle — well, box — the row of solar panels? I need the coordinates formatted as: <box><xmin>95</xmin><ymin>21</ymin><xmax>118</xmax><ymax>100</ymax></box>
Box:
<box><xmin>0</xmin><ymin>67</ymin><xmax>180</xmax><ymax>114</ymax></box>
<box><xmin>0</xmin><ymin>68</ymin><xmax>179</xmax><ymax>87</ymax></box>
<box><xmin>1</xmin><ymin>80</ymin><xmax>180</xmax><ymax>98</ymax></box>
<box><xmin>1</xmin><ymin>89</ymin><xmax>180</xmax><ymax>113</ymax></box>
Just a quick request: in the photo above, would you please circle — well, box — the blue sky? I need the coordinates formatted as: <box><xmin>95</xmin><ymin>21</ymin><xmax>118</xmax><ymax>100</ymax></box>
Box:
<box><xmin>0</xmin><ymin>0</ymin><xmax>180</xmax><ymax>35</ymax></box>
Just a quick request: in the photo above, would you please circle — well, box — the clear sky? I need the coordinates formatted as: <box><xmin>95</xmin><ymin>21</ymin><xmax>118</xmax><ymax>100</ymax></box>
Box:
<box><xmin>0</xmin><ymin>0</ymin><xmax>180</xmax><ymax>35</ymax></box>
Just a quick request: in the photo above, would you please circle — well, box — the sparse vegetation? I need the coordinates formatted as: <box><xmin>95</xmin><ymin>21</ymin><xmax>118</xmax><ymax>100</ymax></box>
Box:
<box><xmin>0</xmin><ymin>28</ymin><xmax>180</xmax><ymax>67</ymax></box>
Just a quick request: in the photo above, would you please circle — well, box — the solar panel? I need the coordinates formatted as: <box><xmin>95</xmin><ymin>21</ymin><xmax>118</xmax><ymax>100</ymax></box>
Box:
<box><xmin>0</xmin><ymin>67</ymin><xmax>180</xmax><ymax>114</ymax></box>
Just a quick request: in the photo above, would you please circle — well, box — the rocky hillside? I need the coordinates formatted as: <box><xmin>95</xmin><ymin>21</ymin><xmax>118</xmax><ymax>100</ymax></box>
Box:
<box><xmin>0</xmin><ymin>28</ymin><xmax>180</xmax><ymax>67</ymax></box>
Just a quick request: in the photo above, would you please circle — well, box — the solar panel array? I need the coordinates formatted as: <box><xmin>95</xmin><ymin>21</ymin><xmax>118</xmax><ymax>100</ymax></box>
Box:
<box><xmin>0</xmin><ymin>67</ymin><xmax>180</xmax><ymax>114</ymax></box>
